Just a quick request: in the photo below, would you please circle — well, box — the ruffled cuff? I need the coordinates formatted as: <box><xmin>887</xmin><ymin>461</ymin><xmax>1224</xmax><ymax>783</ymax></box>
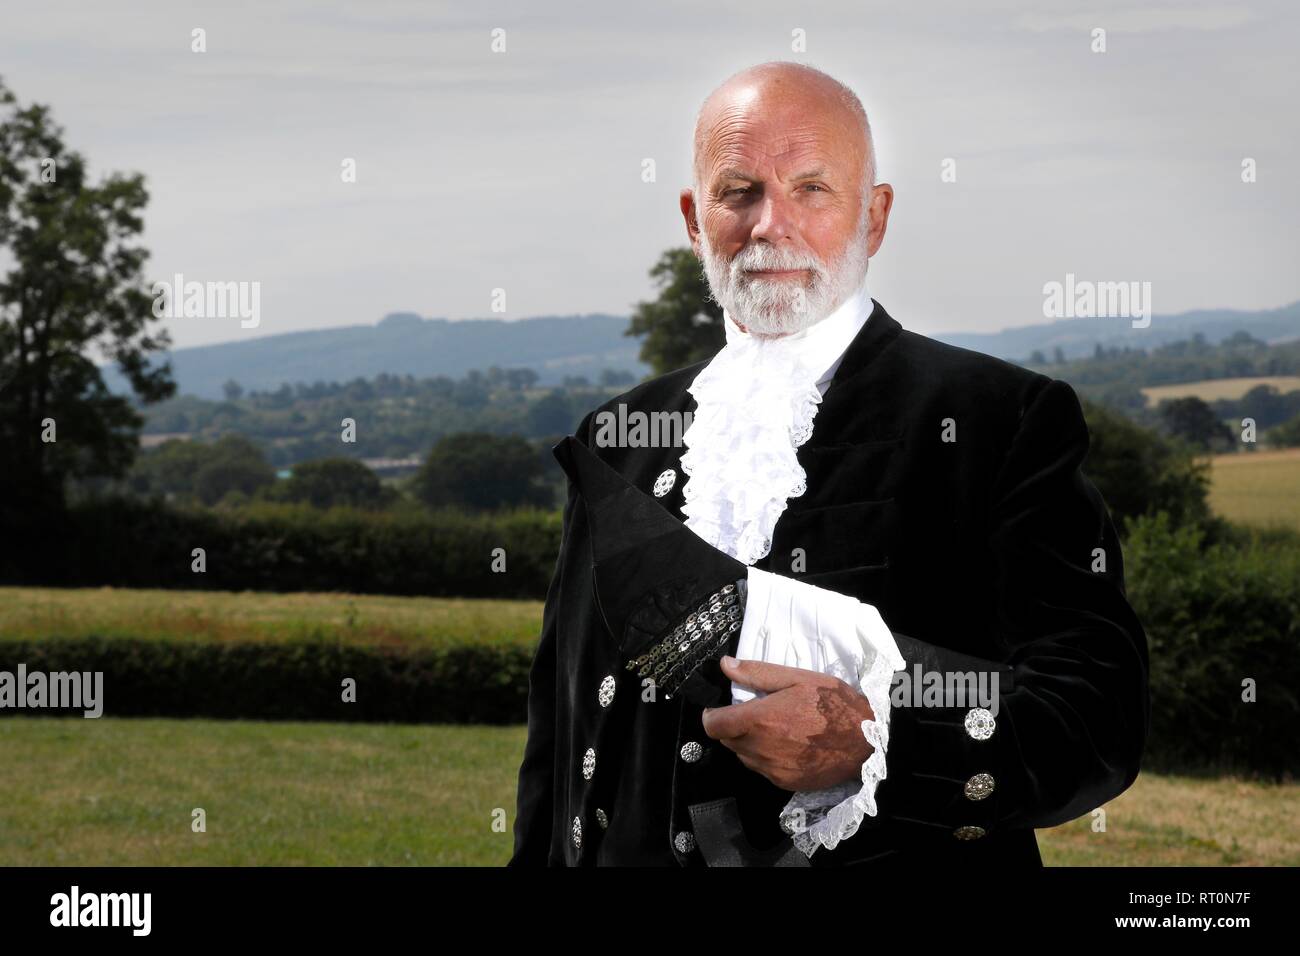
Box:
<box><xmin>779</xmin><ymin>646</ymin><xmax>900</xmax><ymax>857</ymax></box>
<box><xmin>731</xmin><ymin>566</ymin><xmax>905</xmax><ymax>857</ymax></box>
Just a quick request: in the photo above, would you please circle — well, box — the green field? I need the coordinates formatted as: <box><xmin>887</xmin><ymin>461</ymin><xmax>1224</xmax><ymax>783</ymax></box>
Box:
<box><xmin>1142</xmin><ymin>376</ymin><xmax>1300</xmax><ymax>404</ymax></box>
<box><xmin>0</xmin><ymin>586</ymin><xmax>542</xmax><ymax>649</ymax></box>
<box><xmin>0</xmin><ymin>717</ymin><xmax>1294</xmax><ymax>866</ymax></box>
<box><xmin>1208</xmin><ymin>448</ymin><xmax>1300</xmax><ymax>530</ymax></box>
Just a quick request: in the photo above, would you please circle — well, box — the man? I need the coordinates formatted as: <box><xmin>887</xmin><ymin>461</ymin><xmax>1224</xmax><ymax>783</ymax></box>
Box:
<box><xmin>510</xmin><ymin>61</ymin><xmax>1149</xmax><ymax>867</ymax></box>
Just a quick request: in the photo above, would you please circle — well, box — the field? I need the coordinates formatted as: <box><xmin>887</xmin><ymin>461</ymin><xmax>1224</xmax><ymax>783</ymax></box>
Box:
<box><xmin>0</xmin><ymin>586</ymin><xmax>542</xmax><ymax>649</ymax></box>
<box><xmin>0</xmin><ymin>717</ymin><xmax>1294</xmax><ymax>866</ymax></box>
<box><xmin>1207</xmin><ymin>448</ymin><xmax>1300</xmax><ymax>529</ymax></box>
<box><xmin>1141</xmin><ymin>376</ymin><xmax>1300</xmax><ymax>404</ymax></box>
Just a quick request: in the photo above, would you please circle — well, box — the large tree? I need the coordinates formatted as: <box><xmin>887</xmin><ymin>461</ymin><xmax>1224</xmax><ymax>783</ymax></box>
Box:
<box><xmin>625</xmin><ymin>247</ymin><xmax>724</xmax><ymax>376</ymax></box>
<box><xmin>0</xmin><ymin>78</ymin><xmax>174</xmax><ymax>520</ymax></box>
<box><xmin>413</xmin><ymin>432</ymin><xmax>551</xmax><ymax>512</ymax></box>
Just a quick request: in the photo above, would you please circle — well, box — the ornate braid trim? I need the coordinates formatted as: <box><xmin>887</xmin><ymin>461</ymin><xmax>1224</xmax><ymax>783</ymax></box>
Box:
<box><xmin>623</xmin><ymin>581</ymin><xmax>745</xmax><ymax>698</ymax></box>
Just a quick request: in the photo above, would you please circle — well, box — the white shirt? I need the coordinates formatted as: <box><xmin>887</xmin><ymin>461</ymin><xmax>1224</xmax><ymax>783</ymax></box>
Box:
<box><xmin>680</xmin><ymin>273</ymin><xmax>904</xmax><ymax>858</ymax></box>
<box><xmin>720</xmin><ymin>274</ymin><xmax>875</xmax><ymax>397</ymax></box>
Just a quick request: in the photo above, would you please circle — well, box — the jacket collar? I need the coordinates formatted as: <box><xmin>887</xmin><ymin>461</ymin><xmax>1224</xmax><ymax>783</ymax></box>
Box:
<box><xmin>820</xmin><ymin>298</ymin><xmax>903</xmax><ymax>395</ymax></box>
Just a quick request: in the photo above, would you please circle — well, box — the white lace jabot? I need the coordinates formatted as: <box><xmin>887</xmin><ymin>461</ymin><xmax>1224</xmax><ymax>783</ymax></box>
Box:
<box><xmin>679</xmin><ymin>277</ymin><xmax>874</xmax><ymax>564</ymax></box>
<box><xmin>678</xmin><ymin>276</ymin><xmax>904</xmax><ymax>858</ymax></box>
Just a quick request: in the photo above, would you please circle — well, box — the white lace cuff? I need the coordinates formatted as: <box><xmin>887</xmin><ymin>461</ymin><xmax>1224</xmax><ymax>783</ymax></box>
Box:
<box><xmin>732</xmin><ymin>566</ymin><xmax>906</xmax><ymax>857</ymax></box>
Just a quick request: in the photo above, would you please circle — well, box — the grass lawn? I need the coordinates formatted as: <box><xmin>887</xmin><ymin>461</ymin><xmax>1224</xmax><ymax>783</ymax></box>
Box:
<box><xmin>1207</xmin><ymin>448</ymin><xmax>1300</xmax><ymax>530</ymax></box>
<box><xmin>0</xmin><ymin>586</ymin><xmax>543</xmax><ymax>649</ymax></box>
<box><xmin>1</xmin><ymin>717</ymin><xmax>1294</xmax><ymax>866</ymax></box>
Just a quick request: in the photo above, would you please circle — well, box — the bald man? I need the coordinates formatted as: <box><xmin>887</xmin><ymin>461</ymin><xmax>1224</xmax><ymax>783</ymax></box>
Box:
<box><xmin>510</xmin><ymin>62</ymin><xmax>1149</xmax><ymax>867</ymax></box>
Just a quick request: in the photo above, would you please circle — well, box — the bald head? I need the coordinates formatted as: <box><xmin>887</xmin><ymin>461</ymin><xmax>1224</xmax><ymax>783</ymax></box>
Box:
<box><xmin>693</xmin><ymin>62</ymin><xmax>876</xmax><ymax>198</ymax></box>
<box><xmin>680</xmin><ymin>62</ymin><xmax>893</xmax><ymax>338</ymax></box>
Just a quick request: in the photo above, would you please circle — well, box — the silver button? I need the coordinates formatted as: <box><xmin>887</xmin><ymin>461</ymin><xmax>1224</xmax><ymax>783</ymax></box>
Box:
<box><xmin>965</xmin><ymin>773</ymin><xmax>995</xmax><ymax>801</ymax></box>
<box><xmin>582</xmin><ymin>747</ymin><xmax>596</xmax><ymax>780</ymax></box>
<box><xmin>680</xmin><ymin>741</ymin><xmax>704</xmax><ymax>764</ymax></box>
<box><xmin>571</xmin><ymin>816</ymin><xmax>583</xmax><ymax>848</ymax></box>
<box><xmin>652</xmin><ymin>469</ymin><xmax>676</xmax><ymax>497</ymax></box>
<box><xmin>598</xmin><ymin>675</ymin><xmax>616</xmax><ymax>708</ymax></box>
<box><xmin>596</xmin><ymin>808</ymin><xmax>608</xmax><ymax>830</ymax></box>
<box><xmin>673</xmin><ymin>830</ymin><xmax>696</xmax><ymax>854</ymax></box>
<box><xmin>953</xmin><ymin>825</ymin><xmax>986</xmax><ymax>841</ymax></box>
<box><xmin>964</xmin><ymin>708</ymin><xmax>996</xmax><ymax>741</ymax></box>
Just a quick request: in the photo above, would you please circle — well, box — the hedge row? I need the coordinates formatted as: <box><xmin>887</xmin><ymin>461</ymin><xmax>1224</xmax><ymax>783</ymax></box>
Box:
<box><xmin>0</xmin><ymin>636</ymin><xmax>532</xmax><ymax>724</ymax></box>
<box><xmin>1124</xmin><ymin>513</ymin><xmax>1300</xmax><ymax>780</ymax></box>
<box><xmin>3</xmin><ymin>498</ymin><xmax>562</xmax><ymax>599</ymax></box>
<box><xmin>2</xmin><ymin>505</ymin><xmax>1295</xmax><ymax>778</ymax></box>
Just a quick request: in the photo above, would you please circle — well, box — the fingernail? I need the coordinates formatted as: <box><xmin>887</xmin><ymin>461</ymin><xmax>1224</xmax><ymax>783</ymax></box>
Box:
<box><xmin>721</xmin><ymin>655</ymin><xmax>736</xmax><ymax>666</ymax></box>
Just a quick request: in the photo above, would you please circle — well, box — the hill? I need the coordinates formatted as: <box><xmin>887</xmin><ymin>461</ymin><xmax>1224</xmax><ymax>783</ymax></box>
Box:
<box><xmin>102</xmin><ymin>312</ymin><xmax>649</xmax><ymax>400</ymax></box>
<box><xmin>935</xmin><ymin>301</ymin><xmax>1300</xmax><ymax>362</ymax></box>
<box><xmin>104</xmin><ymin>301</ymin><xmax>1299</xmax><ymax>401</ymax></box>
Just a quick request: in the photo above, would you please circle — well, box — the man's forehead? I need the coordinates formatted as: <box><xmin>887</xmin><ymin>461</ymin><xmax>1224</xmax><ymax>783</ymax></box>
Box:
<box><xmin>700</xmin><ymin>120</ymin><xmax>858</xmax><ymax>182</ymax></box>
<box><xmin>696</xmin><ymin>79</ymin><xmax>864</xmax><ymax>180</ymax></box>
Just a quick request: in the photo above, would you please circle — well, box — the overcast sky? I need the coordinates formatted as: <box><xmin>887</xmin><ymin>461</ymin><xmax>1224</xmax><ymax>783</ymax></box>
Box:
<box><xmin>2</xmin><ymin>0</ymin><xmax>1296</xmax><ymax>351</ymax></box>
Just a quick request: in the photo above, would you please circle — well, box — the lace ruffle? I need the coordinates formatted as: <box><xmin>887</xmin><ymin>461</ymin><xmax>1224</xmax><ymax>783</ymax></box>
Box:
<box><xmin>679</xmin><ymin>335</ymin><xmax>823</xmax><ymax>565</ymax></box>
<box><xmin>778</xmin><ymin>647</ymin><xmax>900</xmax><ymax>856</ymax></box>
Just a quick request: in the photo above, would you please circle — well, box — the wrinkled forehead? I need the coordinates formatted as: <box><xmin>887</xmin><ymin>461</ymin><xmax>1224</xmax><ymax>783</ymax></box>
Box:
<box><xmin>695</xmin><ymin>86</ymin><xmax>865</xmax><ymax>185</ymax></box>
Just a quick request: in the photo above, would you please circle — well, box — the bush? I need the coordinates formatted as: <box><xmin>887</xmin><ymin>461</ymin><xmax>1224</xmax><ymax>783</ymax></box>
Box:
<box><xmin>0</xmin><ymin>497</ymin><xmax>562</xmax><ymax>599</ymax></box>
<box><xmin>1080</xmin><ymin>400</ymin><xmax>1212</xmax><ymax>531</ymax></box>
<box><xmin>0</xmin><ymin>636</ymin><xmax>532</xmax><ymax>724</ymax></box>
<box><xmin>1125</xmin><ymin>512</ymin><xmax>1300</xmax><ymax>779</ymax></box>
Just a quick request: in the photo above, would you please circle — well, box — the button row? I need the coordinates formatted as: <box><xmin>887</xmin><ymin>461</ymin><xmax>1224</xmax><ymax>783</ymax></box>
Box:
<box><xmin>956</xmin><ymin>708</ymin><xmax>996</xmax><ymax>839</ymax></box>
<box><xmin>573</xmin><ymin>673</ymin><xmax>620</xmax><ymax>849</ymax></box>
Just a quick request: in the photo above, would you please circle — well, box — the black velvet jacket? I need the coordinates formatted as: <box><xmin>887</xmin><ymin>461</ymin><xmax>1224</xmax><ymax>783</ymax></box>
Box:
<box><xmin>509</xmin><ymin>301</ymin><xmax>1149</xmax><ymax>867</ymax></box>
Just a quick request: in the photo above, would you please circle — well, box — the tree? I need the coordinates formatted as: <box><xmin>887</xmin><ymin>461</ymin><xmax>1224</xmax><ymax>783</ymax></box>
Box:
<box><xmin>1080</xmin><ymin>399</ymin><xmax>1211</xmax><ymax>531</ymax></box>
<box><xmin>1267</xmin><ymin>412</ymin><xmax>1300</xmax><ymax>448</ymax></box>
<box><xmin>128</xmin><ymin>438</ymin><xmax>213</xmax><ymax>500</ymax></box>
<box><xmin>192</xmin><ymin>434</ymin><xmax>275</xmax><ymax>506</ymax></box>
<box><xmin>1157</xmin><ymin>396</ymin><xmax>1234</xmax><ymax>451</ymax></box>
<box><xmin>626</xmin><ymin>247</ymin><xmax>724</xmax><ymax>376</ymax></box>
<box><xmin>270</xmin><ymin>457</ymin><xmax>392</xmax><ymax>509</ymax></box>
<box><xmin>526</xmin><ymin>389</ymin><xmax>575</xmax><ymax>436</ymax></box>
<box><xmin>222</xmin><ymin>379</ymin><xmax>244</xmax><ymax>401</ymax></box>
<box><xmin>0</xmin><ymin>78</ymin><xmax>174</xmax><ymax>520</ymax></box>
<box><xmin>412</xmin><ymin>432</ymin><xmax>551</xmax><ymax>511</ymax></box>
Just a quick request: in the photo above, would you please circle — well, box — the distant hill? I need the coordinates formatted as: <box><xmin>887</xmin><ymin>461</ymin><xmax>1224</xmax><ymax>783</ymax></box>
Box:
<box><xmin>933</xmin><ymin>301</ymin><xmax>1300</xmax><ymax>362</ymax></box>
<box><xmin>103</xmin><ymin>312</ymin><xmax>650</xmax><ymax>400</ymax></box>
<box><xmin>105</xmin><ymin>302</ymin><xmax>1300</xmax><ymax>400</ymax></box>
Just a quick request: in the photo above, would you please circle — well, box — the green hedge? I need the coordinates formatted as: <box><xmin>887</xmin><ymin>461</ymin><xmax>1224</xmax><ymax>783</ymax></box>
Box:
<box><xmin>3</xmin><ymin>498</ymin><xmax>562</xmax><ymax>599</ymax></box>
<box><xmin>1125</xmin><ymin>513</ymin><xmax>1300</xmax><ymax>779</ymax></box>
<box><xmin>1</xmin><ymin>636</ymin><xmax>532</xmax><ymax>724</ymax></box>
<box><xmin>3</xmin><ymin>502</ymin><xmax>1296</xmax><ymax>778</ymax></box>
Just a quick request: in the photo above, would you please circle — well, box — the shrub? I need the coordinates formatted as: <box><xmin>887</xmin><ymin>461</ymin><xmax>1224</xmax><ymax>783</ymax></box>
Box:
<box><xmin>1125</xmin><ymin>512</ymin><xmax>1300</xmax><ymax>779</ymax></box>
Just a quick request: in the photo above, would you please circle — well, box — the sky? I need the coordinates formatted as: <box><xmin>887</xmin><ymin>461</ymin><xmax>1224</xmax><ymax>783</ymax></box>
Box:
<box><xmin>1</xmin><ymin>0</ymin><xmax>1296</xmax><ymax>351</ymax></box>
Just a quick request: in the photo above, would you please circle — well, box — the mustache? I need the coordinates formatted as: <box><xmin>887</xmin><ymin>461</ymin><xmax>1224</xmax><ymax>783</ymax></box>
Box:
<box><xmin>729</xmin><ymin>245</ymin><xmax>825</xmax><ymax>276</ymax></box>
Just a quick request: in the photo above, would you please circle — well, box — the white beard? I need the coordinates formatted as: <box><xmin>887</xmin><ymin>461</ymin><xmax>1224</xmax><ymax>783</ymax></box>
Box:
<box><xmin>698</xmin><ymin>202</ymin><xmax>871</xmax><ymax>338</ymax></box>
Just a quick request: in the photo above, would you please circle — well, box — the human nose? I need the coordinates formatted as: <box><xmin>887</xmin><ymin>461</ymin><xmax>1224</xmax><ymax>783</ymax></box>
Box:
<box><xmin>749</xmin><ymin>190</ymin><xmax>798</xmax><ymax>244</ymax></box>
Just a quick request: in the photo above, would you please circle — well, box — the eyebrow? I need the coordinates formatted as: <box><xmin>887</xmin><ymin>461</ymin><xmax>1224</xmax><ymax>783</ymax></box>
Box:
<box><xmin>711</xmin><ymin>166</ymin><xmax>829</xmax><ymax>185</ymax></box>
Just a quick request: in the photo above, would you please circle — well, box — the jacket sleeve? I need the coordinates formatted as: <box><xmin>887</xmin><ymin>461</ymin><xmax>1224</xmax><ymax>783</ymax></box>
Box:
<box><xmin>508</xmin><ymin>411</ymin><xmax>593</xmax><ymax>866</ymax></box>
<box><xmin>871</xmin><ymin>378</ymin><xmax>1150</xmax><ymax>842</ymax></box>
